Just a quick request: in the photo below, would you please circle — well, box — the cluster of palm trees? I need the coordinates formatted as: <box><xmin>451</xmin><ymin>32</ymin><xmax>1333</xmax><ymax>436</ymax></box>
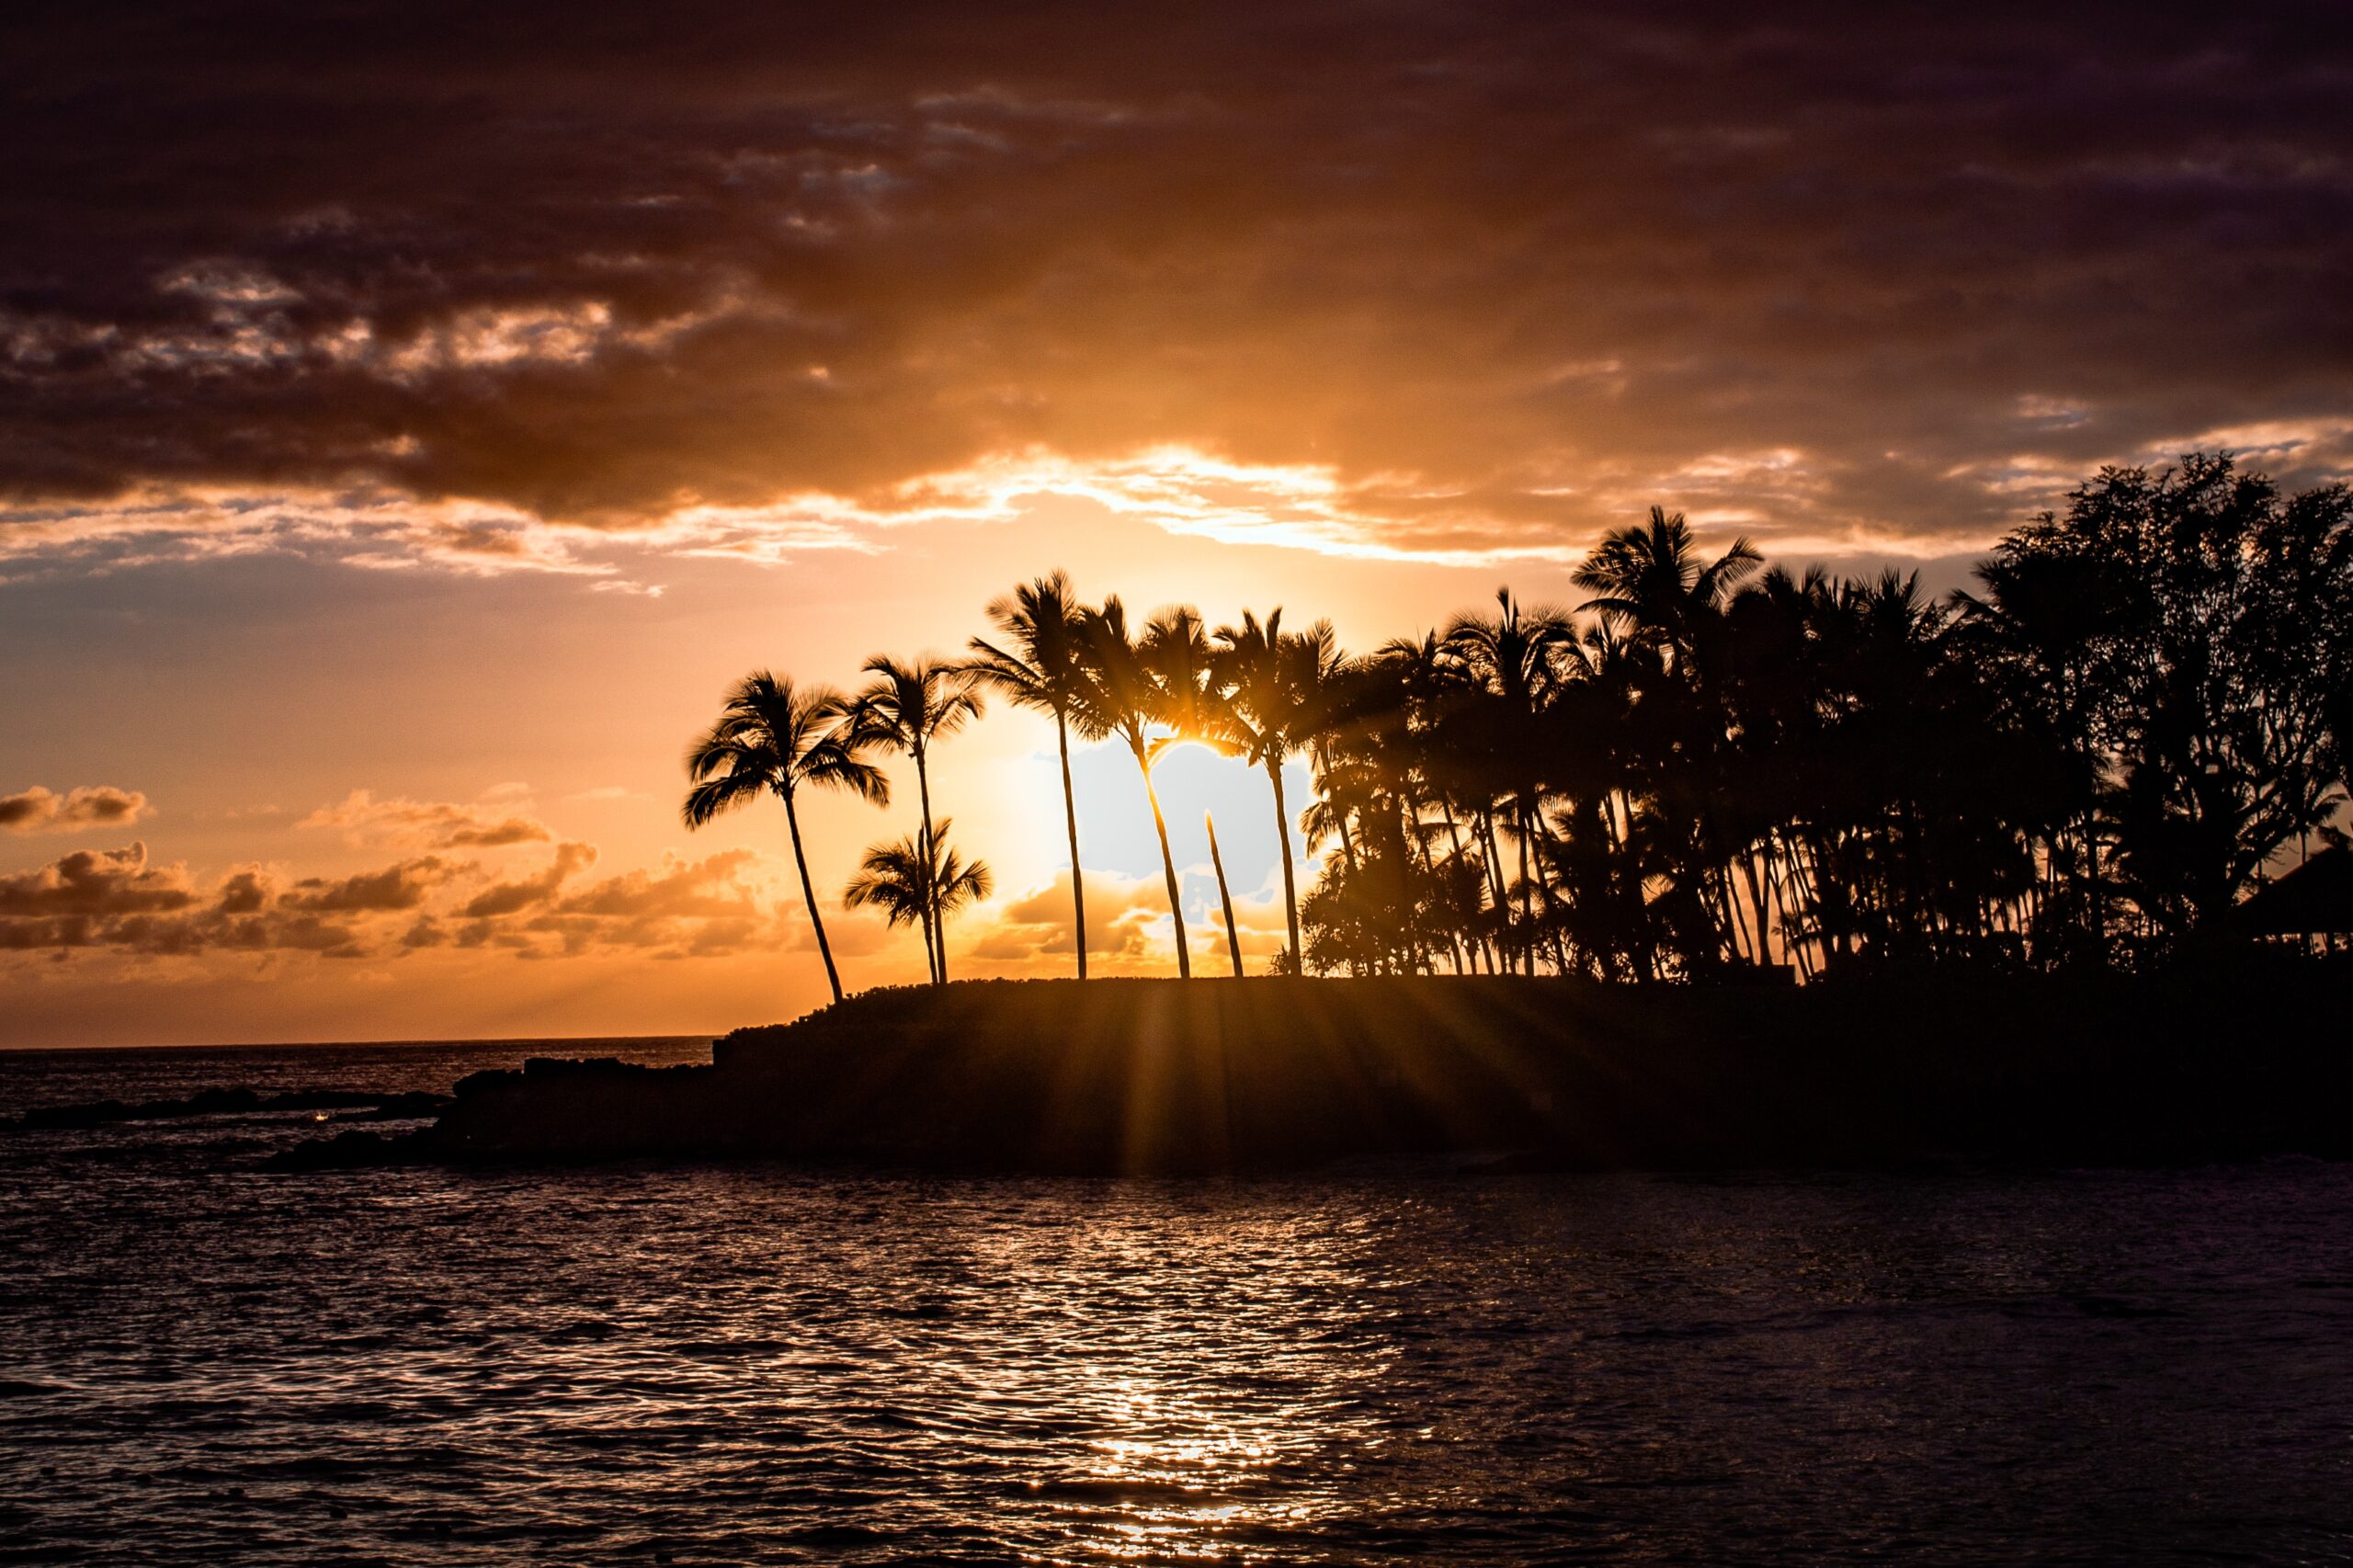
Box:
<box><xmin>681</xmin><ymin>572</ymin><xmax>1341</xmax><ymax>996</ymax></box>
<box><xmin>685</xmin><ymin>452</ymin><xmax>2353</xmax><ymax>994</ymax></box>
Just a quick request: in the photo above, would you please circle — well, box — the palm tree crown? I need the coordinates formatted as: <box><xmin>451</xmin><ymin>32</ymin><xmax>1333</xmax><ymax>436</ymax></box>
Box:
<box><xmin>844</xmin><ymin>817</ymin><xmax>993</xmax><ymax>983</ymax></box>
<box><xmin>1212</xmin><ymin>608</ymin><xmax>1339</xmax><ymax>967</ymax></box>
<box><xmin>1574</xmin><ymin>506</ymin><xmax>1763</xmax><ymax>658</ymax></box>
<box><xmin>848</xmin><ymin>654</ymin><xmax>983</xmax><ymax>984</ymax></box>
<box><xmin>681</xmin><ymin>670</ymin><xmax>887</xmax><ymax>1003</ymax></box>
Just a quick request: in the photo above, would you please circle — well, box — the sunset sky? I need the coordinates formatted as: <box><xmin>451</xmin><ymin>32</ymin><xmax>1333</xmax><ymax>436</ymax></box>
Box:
<box><xmin>4</xmin><ymin>2</ymin><xmax>2349</xmax><ymax>1044</ymax></box>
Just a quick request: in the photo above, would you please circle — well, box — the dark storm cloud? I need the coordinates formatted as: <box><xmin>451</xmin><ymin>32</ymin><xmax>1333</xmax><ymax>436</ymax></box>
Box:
<box><xmin>2</xmin><ymin>0</ymin><xmax>2349</xmax><ymax>556</ymax></box>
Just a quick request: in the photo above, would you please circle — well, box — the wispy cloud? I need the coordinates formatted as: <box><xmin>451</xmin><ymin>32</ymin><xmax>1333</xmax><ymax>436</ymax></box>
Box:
<box><xmin>298</xmin><ymin>789</ymin><xmax>552</xmax><ymax>850</ymax></box>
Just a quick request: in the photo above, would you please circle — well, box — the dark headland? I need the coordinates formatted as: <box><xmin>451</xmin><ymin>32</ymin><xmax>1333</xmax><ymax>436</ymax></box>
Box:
<box><xmin>277</xmin><ymin>960</ymin><xmax>2351</xmax><ymax>1175</ymax></box>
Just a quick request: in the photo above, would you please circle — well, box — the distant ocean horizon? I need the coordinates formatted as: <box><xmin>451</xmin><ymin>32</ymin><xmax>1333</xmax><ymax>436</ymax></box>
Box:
<box><xmin>0</xmin><ymin>1032</ymin><xmax>716</xmax><ymax>1052</ymax></box>
<box><xmin>0</xmin><ymin>1036</ymin><xmax>715</xmax><ymax>1121</ymax></box>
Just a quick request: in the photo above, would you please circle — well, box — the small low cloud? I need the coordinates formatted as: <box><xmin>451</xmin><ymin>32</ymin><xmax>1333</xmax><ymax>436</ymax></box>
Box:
<box><xmin>459</xmin><ymin>841</ymin><xmax>598</xmax><ymax>918</ymax></box>
<box><xmin>971</xmin><ymin>869</ymin><xmax>1183</xmax><ymax>964</ymax></box>
<box><xmin>300</xmin><ymin>788</ymin><xmax>553</xmax><ymax>850</ymax></box>
<box><xmin>0</xmin><ymin>842</ymin><xmax>192</xmax><ymax>917</ymax></box>
<box><xmin>281</xmin><ymin>856</ymin><xmax>464</xmax><ymax>914</ymax></box>
<box><xmin>0</xmin><ymin>785</ymin><xmax>152</xmax><ymax>835</ymax></box>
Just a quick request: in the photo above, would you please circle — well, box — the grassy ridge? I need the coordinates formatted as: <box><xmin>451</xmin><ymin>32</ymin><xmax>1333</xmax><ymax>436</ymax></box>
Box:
<box><xmin>422</xmin><ymin>963</ymin><xmax>2352</xmax><ymax>1173</ymax></box>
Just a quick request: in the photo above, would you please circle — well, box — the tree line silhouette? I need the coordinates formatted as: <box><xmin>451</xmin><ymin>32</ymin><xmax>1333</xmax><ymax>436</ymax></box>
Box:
<box><xmin>683</xmin><ymin>453</ymin><xmax>2353</xmax><ymax>995</ymax></box>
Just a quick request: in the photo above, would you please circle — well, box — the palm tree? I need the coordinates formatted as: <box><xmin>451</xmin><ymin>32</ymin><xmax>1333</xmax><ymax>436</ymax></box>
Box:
<box><xmin>1212</xmin><ymin>608</ymin><xmax>1338</xmax><ymax>971</ymax></box>
<box><xmin>1574</xmin><ymin>506</ymin><xmax>1763</xmax><ymax>662</ymax></box>
<box><xmin>1443</xmin><ymin>589</ymin><xmax>1576</xmax><ymax>972</ymax></box>
<box><xmin>682</xmin><ymin>671</ymin><xmax>888</xmax><ymax>1003</ymax></box>
<box><xmin>844</xmin><ymin>817</ymin><xmax>993</xmax><ymax>983</ymax></box>
<box><xmin>1074</xmin><ymin>597</ymin><xmax>1196</xmax><ymax>978</ymax></box>
<box><xmin>848</xmin><ymin>655</ymin><xmax>983</xmax><ymax>983</ymax></box>
<box><xmin>967</xmin><ymin>571</ymin><xmax>1099</xmax><ymax>977</ymax></box>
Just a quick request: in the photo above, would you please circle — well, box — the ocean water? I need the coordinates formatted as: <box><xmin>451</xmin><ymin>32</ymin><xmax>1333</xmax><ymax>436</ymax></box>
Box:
<box><xmin>2</xmin><ymin>1040</ymin><xmax>2349</xmax><ymax>1565</ymax></box>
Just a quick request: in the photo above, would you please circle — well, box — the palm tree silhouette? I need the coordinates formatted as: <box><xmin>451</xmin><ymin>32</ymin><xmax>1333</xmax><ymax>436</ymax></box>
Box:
<box><xmin>1074</xmin><ymin>597</ymin><xmax>1198</xmax><ymax>978</ymax></box>
<box><xmin>1212</xmin><ymin>608</ymin><xmax>1337</xmax><ymax>971</ymax></box>
<box><xmin>844</xmin><ymin>817</ymin><xmax>993</xmax><ymax>983</ymax></box>
<box><xmin>848</xmin><ymin>655</ymin><xmax>983</xmax><ymax>984</ymax></box>
<box><xmin>1574</xmin><ymin>505</ymin><xmax>1763</xmax><ymax>663</ymax></box>
<box><xmin>1444</xmin><ymin>589</ymin><xmax>1576</xmax><ymax>972</ymax></box>
<box><xmin>681</xmin><ymin>671</ymin><xmax>888</xmax><ymax>1003</ymax></box>
<box><xmin>966</xmin><ymin>571</ymin><xmax>1099</xmax><ymax>978</ymax></box>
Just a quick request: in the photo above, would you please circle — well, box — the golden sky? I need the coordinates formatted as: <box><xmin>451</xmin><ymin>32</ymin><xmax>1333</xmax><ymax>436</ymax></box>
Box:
<box><xmin>3</xmin><ymin>2</ymin><xmax>2349</xmax><ymax>1043</ymax></box>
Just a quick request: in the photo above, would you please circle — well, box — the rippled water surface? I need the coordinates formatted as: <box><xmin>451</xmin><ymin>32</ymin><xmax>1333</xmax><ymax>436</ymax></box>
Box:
<box><xmin>4</xmin><ymin>1040</ymin><xmax>2351</xmax><ymax>1564</ymax></box>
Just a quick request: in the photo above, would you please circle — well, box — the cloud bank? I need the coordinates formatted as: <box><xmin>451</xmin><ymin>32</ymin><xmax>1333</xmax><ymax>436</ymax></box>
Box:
<box><xmin>0</xmin><ymin>790</ymin><xmax>838</xmax><ymax>964</ymax></box>
<box><xmin>3</xmin><ymin>0</ymin><xmax>2347</xmax><ymax>575</ymax></box>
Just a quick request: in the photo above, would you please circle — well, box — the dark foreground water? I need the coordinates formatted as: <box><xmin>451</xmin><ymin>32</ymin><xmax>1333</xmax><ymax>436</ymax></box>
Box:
<box><xmin>3</xmin><ymin>1041</ymin><xmax>2350</xmax><ymax>1565</ymax></box>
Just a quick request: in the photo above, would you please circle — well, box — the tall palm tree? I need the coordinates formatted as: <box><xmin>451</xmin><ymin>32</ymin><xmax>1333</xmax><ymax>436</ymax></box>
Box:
<box><xmin>682</xmin><ymin>671</ymin><xmax>888</xmax><ymax>1003</ymax></box>
<box><xmin>967</xmin><ymin>571</ymin><xmax>1100</xmax><ymax>977</ymax></box>
<box><xmin>844</xmin><ymin>818</ymin><xmax>993</xmax><ymax>983</ymax></box>
<box><xmin>1212</xmin><ymin>608</ymin><xmax>1338</xmax><ymax>971</ymax></box>
<box><xmin>1142</xmin><ymin>606</ymin><xmax>1241</xmax><ymax>977</ymax></box>
<box><xmin>1074</xmin><ymin>597</ymin><xmax>1197</xmax><ymax>978</ymax></box>
<box><xmin>849</xmin><ymin>655</ymin><xmax>983</xmax><ymax>984</ymax></box>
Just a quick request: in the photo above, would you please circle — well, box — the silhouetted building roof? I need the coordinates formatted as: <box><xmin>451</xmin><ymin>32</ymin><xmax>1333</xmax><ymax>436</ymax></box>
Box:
<box><xmin>2237</xmin><ymin>846</ymin><xmax>2353</xmax><ymax>937</ymax></box>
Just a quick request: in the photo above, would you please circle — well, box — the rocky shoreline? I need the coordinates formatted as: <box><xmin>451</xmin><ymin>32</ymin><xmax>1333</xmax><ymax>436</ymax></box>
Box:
<box><xmin>259</xmin><ymin>961</ymin><xmax>2352</xmax><ymax>1176</ymax></box>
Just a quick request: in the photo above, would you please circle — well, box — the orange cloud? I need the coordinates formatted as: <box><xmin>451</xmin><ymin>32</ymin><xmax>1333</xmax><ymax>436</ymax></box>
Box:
<box><xmin>300</xmin><ymin>789</ymin><xmax>554</xmax><ymax>850</ymax></box>
<box><xmin>0</xmin><ymin>786</ymin><xmax>153</xmax><ymax>835</ymax></box>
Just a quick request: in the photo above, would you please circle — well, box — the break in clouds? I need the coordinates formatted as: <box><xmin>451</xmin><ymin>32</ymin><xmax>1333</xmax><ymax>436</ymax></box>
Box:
<box><xmin>3</xmin><ymin>0</ymin><xmax>2350</xmax><ymax>577</ymax></box>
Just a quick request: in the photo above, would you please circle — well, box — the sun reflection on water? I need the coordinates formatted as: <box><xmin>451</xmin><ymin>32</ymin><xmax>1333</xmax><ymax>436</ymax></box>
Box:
<box><xmin>17</xmin><ymin>1125</ymin><xmax>2336</xmax><ymax>1567</ymax></box>
<box><xmin>918</xmin><ymin>1195</ymin><xmax>1401</xmax><ymax>1562</ymax></box>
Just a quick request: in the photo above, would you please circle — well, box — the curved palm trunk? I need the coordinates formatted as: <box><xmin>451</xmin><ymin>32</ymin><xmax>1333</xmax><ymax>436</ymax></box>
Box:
<box><xmin>1057</xmin><ymin>710</ymin><xmax>1088</xmax><ymax>980</ymax></box>
<box><xmin>1267</xmin><ymin>756</ymin><xmax>1302</xmax><ymax>968</ymax></box>
<box><xmin>917</xmin><ymin>891</ymin><xmax>939</xmax><ymax>983</ymax></box>
<box><xmin>1740</xmin><ymin>847</ymin><xmax>1774</xmax><ymax>969</ymax></box>
<box><xmin>1475</xmin><ymin>807</ymin><xmax>1511</xmax><ymax>970</ymax></box>
<box><xmin>1514</xmin><ymin>796</ymin><xmax>1538</xmax><ymax>975</ymax></box>
<box><xmin>913</xmin><ymin>746</ymin><xmax>943</xmax><ymax>985</ymax></box>
<box><xmin>1134</xmin><ymin>739</ymin><xmax>1191</xmax><ymax>979</ymax></box>
<box><xmin>780</xmin><ymin>788</ymin><xmax>843</xmax><ymax>1004</ymax></box>
<box><xmin>1438</xmin><ymin>801</ymin><xmax>1485</xmax><ymax>973</ymax></box>
<box><xmin>1207</xmin><ymin>813</ymin><xmax>1244</xmax><ymax>977</ymax></box>
<box><xmin>1401</xmin><ymin>800</ymin><xmax>1461</xmax><ymax>973</ymax></box>
<box><xmin>1519</xmin><ymin>788</ymin><xmax>1569</xmax><ymax>974</ymax></box>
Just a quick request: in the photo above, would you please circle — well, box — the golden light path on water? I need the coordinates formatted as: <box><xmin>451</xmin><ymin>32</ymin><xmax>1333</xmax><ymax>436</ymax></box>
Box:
<box><xmin>944</xmin><ymin>1207</ymin><xmax>1399</xmax><ymax>1563</ymax></box>
<box><xmin>6</xmin><ymin>1040</ymin><xmax>2352</xmax><ymax>1565</ymax></box>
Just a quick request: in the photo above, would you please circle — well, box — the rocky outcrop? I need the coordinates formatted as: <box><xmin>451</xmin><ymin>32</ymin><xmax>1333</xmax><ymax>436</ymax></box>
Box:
<box><xmin>350</xmin><ymin>962</ymin><xmax>2353</xmax><ymax>1176</ymax></box>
